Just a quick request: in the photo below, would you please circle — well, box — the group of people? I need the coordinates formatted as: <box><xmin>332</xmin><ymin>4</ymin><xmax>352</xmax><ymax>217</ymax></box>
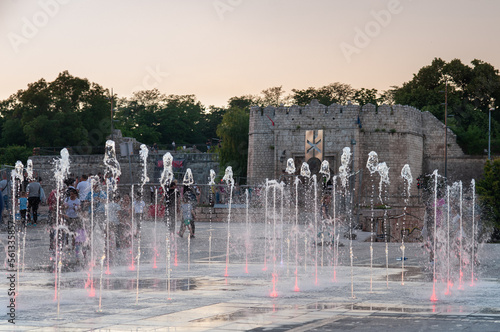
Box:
<box><xmin>1</xmin><ymin>168</ymin><xmax>201</xmax><ymax>263</ymax></box>
<box><xmin>0</xmin><ymin>173</ymin><xmax>46</xmax><ymax>227</ymax></box>
<box><xmin>47</xmin><ymin>174</ymin><xmax>200</xmax><ymax>263</ymax></box>
<box><xmin>163</xmin><ymin>181</ymin><xmax>198</xmax><ymax>239</ymax></box>
<box><xmin>46</xmin><ymin>174</ymin><xmax>150</xmax><ymax>262</ymax></box>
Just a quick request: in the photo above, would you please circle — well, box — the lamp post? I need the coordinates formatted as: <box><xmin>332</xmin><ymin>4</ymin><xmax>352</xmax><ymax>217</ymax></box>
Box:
<box><xmin>489</xmin><ymin>103</ymin><xmax>495</xmax><ymax>160</ymax></box>
<box><xmin>110</xmin><ymin>88</ymin><xmax>114</xmax><ymax>141</ymax></box>
<box><xmin>444</xmin><ymin>80</ymin><xmax>448</xmax><ymax>181</ymax></box>
<box><xmin>350</xmin><ymin>138</ymin><xmax>356</xmax><ymax>209</ymax></box>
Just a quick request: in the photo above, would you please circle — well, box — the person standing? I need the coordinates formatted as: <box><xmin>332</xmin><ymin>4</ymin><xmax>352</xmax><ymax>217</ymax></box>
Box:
<box><xmin>63</xmin><ymin>189</ymin><xmax>81</xmax><ymax>251</ymax></box>
<box><xmin>76</xmin><ymin>174</ymin><xmax>90</xmax><ymax>210</ymax></box>
<box><xmin>178</xmin><ymin>192</ymin><xmax>195</xmax><ymax>238</ymax></box>
<box><xmin>26</xmin><ymin>177</ymin><xmax>43</xmax><ymax>225</ymax></box>
<box><xmin>165</xmin><ymin>181</ymin><xmax>179</xmax><ymax>233</ymax></box>
<box><xmin>0</xmin><ymin>188</ymin><xmax>4</xmax><ymax>227</ymax></box>
<box><xmin>18</xmin><ymin>191</ymin><xmax>28</xmax><ymax>226</ymax></box>
<box><xmin>76</xmin><ymin>174</ymin><xmax>91</xmax><ymax>203</ymax></box>
<box><xmin>0</xmin><ymin>174</ymin><xmax>10</xmax><ymax>213</ymax></box>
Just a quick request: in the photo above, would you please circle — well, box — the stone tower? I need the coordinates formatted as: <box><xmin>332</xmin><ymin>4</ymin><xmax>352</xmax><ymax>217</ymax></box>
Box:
<box><xmin>247</xmin><ymin>100</ymin><xmax>485</xmax><ymax>207</ymax></box>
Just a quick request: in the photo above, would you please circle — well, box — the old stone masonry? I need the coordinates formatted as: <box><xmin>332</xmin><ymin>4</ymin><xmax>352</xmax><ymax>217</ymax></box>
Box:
<box><xmin>247</xmin><ymin>100</ymin><xmax>485</xmax><ymax>207</ymax></box>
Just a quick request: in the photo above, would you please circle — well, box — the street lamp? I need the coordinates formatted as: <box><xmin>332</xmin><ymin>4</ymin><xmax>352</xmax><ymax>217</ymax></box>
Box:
<box><xmin>440</xmin><ymin>77</ymin><xmax>451</xmax><ymax>182</ymax></box>
<box><xmin>444</xmin><ymin>79</ymin><xmax>448</xmax><ymax>181</ymax></box>
<box><xmin>489</xmin><ymin>101</ymin><xmax>495</xmax><ymax>160</ymax></box>
<box><xmin>108</xmin><ymin>88</ymin><xmax>117</xmax><ymax>141</ymax></box>
<box><xmin>350</xmin><ymin>138</ymin><xmax>356</xmax><ymax>203</ymax></box>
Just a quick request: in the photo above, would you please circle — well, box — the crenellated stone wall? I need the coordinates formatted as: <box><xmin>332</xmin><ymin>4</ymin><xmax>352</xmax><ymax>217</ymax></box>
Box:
<box><xmin>28</xmin><ymin>152</ymin><xmax>219</xmax><ymax>196</ymax></box>
<box><xmin>247</xmin><ymin>100</ymin><xmax>487</xmax><ymax>207</ymax></box>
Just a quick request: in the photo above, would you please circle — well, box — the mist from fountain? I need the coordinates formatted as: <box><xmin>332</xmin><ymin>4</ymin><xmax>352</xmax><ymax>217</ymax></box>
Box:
<box><xmin>222</xmin><ymin>166</ymin><xmax>234</xmax><ymax>277</ymax></box>
<box><xmin>135</xmin><ymin>144</ymin><xmax>150</xmax><ymax>304</ymax></box>
<box><xmin>366</xmin><ymin>151</ymin><xmax>379</xmax><ymax>292</ymax></box>
<box><xmin>7</xmin><ymin>144</ymin><xmax>490</xmax><ymax>320</ymax></box>
<box><xmin>401</xmin><ymin>164</ymin><xmax>413</xmax><ymax>285</ymax></box>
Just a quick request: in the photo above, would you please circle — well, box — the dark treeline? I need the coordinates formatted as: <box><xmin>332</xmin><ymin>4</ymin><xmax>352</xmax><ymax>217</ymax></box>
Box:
<box><xmin>1</xmin><ymin>60</ymin><xmax>500</xmax><ymax>233</ymax></box>
<box><xmin>1</xmin><ymin>58</ymin><xmax>499</xmax><ymax>170</ymax></box>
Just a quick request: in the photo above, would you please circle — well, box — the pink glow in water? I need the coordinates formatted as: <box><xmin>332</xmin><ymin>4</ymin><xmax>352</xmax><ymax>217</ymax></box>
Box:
<box><xmin>270</xmin><ymin>273</ymin><xmax>278</xmax><ymax>297</ymax></box>
<box><xmin>245</xmin><ymin>258</ymin><xmax>248</xmax><ymax>274</ymax></box>
<box><xmin>444</xmin><ymin>280</ymin><xmax>453</xmax><ymax>295</ymax></box>
<box><xmin>153</xmin><ymin>247</ymin><xmax>158</xmax><ymax>269</ymax></box>
<box><xmin>54</xmin><ymin>273</ymin><xmax>58</xmax><ymax>301</ymax></box>
<box><xmin>224</xmin><ymin>265</ymin><xmax>229</xmax><ymax>277</ymax></box>
<box><xmin>458</xmin><ymin>271</ymin><xmax>464</xmax><ymax>289</ymax></box>
<box><xmin>430</xmin><ymin>282</ymin><xmax>438</xmax><ymax>302</ymax></box>
<box><xmin>294</xmin><ymin>268</ymin><xmax>300</xmax><ymax>292</ymax></box>
<box><xmin>129</xmin><ymin>249</ymin><xmax>135</xmax><ymax>271</ymax></box>
<box><xmin>84</xmin><ymin>272</ymin><xmax>95</xmax><ymax>297</ymax></box>
<box><xmin>105</xmin><ymin>264</ymin><xmax>111</xmax><ymax>275</ymax></box>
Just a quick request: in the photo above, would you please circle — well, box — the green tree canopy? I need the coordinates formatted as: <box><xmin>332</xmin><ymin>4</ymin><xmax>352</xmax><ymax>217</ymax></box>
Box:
<box><xmin>391</xmin><ymin>58</ymin><xmax>500</xmax><ymax>155</ymax></box>
<box><xmin>0</xmin><ymin>71</ymin><xmax>110</xmax><ymax>149</ymax></box>
<box><xmin>116</xmin><ymin>89</ymin><xmax>212</xmax><ymax>148</ymax></box>
<box><xmin>476</xmin><ymin>158</ymin><xmax>500</xmax><ymax>239</ymax></box>
<box><xmin>291</xmin><ymin>82</ymin><xmax>355</xmax><ymax>106</ymax></box>
<box><xmin>216</xmin><ymin>107</ymin><xmax>249</xmax><ymax>183</ymax></box>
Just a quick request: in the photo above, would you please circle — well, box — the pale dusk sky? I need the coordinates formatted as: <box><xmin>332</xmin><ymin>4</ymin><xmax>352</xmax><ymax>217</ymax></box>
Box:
<box><xmin>1</xmin><ymin>0</ymin><xmax>499</xmax><ymax>107</ymax></box>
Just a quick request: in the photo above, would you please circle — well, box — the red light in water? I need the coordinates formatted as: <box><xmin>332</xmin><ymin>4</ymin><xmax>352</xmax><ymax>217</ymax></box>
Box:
<box><xmin>270</xmin><ymin>273</ymin><xmax>278</xmax><ymax>297</ymax></box>
<box><xmin>153</xmin><ymin>248</ymin><xmax>158</xmax><ymax>269</ymax></box>
<box><xmin>294</xmin><ymin>269</ymin><xmax>300</xmax><ymax>292</ymax></box>
<box><xmin>430</xmin><ymin>282</ymin><xmax>438</xmax><ymax>302</ymax></box>
<box><xmin>444</xmin><ymin>280</ymin><xmax>453</xmax><ymax>295</ymax></box>
<box><xmin>88</xmin><ymin>283</ymin><xmax>95</xmax><ymax>297</ymax></box>
<box><xmin>85</xmin><ymin>273</ymin><xmax>95</xmax><ymax>297</ymax></box>
<box><xmin>458</xmin><ymin>271</ymin><xmax>464</xmax><ymax>289</ymax></box>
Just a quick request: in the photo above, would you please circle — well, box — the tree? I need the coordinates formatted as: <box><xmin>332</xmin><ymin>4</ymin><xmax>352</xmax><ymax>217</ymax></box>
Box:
<box><xmin>198</xmin><ymin>106</ymin><xmax>225</xmax><ymax>146</ymax></box>
<box><xmin>476</xmin><ymin>158</ymin><xmax>500</xmax><ymax>240</ymax></box>
<box><xmin>291</xmin><ymin>83</ymin><xmax>354</xmax><ymax>106</ymax></box>
<box><xmin>353</xmin><ymin>88</ymin><xmax>380</xmax><ymax>106</ymax></box>
<box><xmin>392</xmin><ymin>58</ymin><xmax>500</xmax><ymax>155</ymax></box>
<box><xmin>116</xmin><ymin>91</ymin><xmax>207</xmax><ymax>147</ymax></box>
<box><xmin>0</xmin><ymin>71</ymin><xmax>109</xmax><ymax>150</ymax></box>
<box><xmin>260</xmin><ymin>86</ymin><xmax>290</xmax><ymax>107</ymax></box>
<box><xmin>1</xmin><ymin>118</ymin><xmax>25</xmax><ymax>146</ymax></box>
<box><xmin>158</xmin><ymin>94</ymin><xmax>205</xmax><ymax>145</ymax></box>
<box><xmin>228</xmin><ymin>95</ymin><xmax>258</xmax><ymax>109</ymax></box>
<box><xmin>216</xmin><ymin>107</ymin><xmax>249</xmax><ymax>183</ymax></box>
<box><xmin>115</xmin><ymin>89</ymin><xmax>164</xmax><ymax>144</ymax></box>
<box><xmin>0</xmin><ymin>146</ymin><xmax>32</xmax><ymax>165</ymax></box>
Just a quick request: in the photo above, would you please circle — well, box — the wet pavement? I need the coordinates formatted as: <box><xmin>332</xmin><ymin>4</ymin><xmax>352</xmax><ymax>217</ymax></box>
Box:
<box><xmin>1</xmin><ymin>215</ymin><xmax>500</xmax><ymax>331</ymax></box>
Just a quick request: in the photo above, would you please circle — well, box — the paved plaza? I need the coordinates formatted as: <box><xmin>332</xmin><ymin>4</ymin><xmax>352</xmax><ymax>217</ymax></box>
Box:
<box><xmin>1</xmin><ymin>212</ymin><xmax>500</xmax><ymax>331</ymax></box>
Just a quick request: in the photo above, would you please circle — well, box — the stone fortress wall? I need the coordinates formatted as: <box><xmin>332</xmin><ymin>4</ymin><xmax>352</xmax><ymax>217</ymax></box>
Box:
<box><xmin>29</xmin><ymin>152</ymin><xmax>219</xmax><ymax>200</ymax></box>
<box><xmin>247</xmin><ymin>100</ymin><xmax>486</xmax><ymax>208</ymax></box>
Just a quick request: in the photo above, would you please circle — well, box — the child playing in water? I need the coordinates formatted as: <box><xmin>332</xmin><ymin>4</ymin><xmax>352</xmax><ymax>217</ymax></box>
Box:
<box><xmin>19</xmin><ymin>191</ymin><xmax>28</xmax><ymax>226</ymax></box>
<box><xmin>178</xmin><ymin>193</ymin><xmax>195</xmax><ymax>238</ymax></box>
